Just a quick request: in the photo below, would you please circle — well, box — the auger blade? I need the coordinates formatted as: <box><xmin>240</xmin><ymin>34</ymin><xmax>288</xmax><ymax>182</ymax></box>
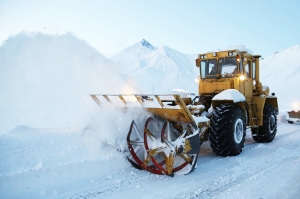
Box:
<box><xmin>143</xmin><ymin>118</ymin><xmax>201</xmax><ymax>176</ymax></box>
<box><xmin>127</xmin><ymin>119</ymin><xmax>164</xmax><ymax>175</ymax></box>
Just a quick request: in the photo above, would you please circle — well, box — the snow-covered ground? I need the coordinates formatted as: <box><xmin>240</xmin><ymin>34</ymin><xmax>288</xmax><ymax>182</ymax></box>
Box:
<box><xmin>1</xmin><ymin>121</ymin><xmax>300</xmax><ymax>199</ymax></box>
<box><xmin>0</xmin><ymin>33</ymin><xmax>300</xmax><ymax>198</ymax></box>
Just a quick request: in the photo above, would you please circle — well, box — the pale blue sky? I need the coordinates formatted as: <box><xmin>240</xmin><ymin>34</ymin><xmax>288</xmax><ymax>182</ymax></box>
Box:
<box><xmin>0</xmin><ymin>0</ymin><xmax>299</xmax><ymax>58</ymax></box>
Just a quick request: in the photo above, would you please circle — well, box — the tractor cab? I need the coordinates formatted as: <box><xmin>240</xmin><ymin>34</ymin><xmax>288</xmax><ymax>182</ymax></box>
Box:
<box><xmin>195</xmin><ymin>50</ymin><xmax>258</xmax><ymax>103</ymax></box>
<box><xmin>197</xmin><ymin>50</ymin><xmax>247</xmax><ymax>79</ymax></box>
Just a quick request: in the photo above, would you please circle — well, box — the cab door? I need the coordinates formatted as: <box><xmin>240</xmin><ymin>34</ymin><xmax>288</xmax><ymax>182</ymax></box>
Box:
<box><xmin>243</xmin><ymin>60</ymin><xmax>253</xmax><ymax>102</ymax></box>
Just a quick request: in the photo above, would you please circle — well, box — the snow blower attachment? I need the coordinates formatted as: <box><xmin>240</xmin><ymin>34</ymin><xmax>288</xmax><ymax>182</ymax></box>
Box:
<box><xmin>91</xmin><ymin>49</ymin><xmax>279</xmax><ymax>176</ymax></box>
<box><xmin>90</xmin><ymin>94</ymin><xmax>210</xmax><ymax>176</ymax></box>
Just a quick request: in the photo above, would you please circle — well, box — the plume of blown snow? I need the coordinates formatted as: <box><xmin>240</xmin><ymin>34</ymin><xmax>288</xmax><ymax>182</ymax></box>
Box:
<box><xmin>0</xmin><ymin>32</ymin><xmax>142</xmax><ymax>134</ymax></box>
<box><xmin>80</xmin><ymin>106</ymin><xmax>151</xmax><ymax>157</ymax></box>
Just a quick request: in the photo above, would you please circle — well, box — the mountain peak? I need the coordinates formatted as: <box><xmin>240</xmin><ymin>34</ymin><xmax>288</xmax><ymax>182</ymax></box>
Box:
<box><xmin>140</xmin><ymin>39</ymin><xmax>155</xmax><ymax>50</ymax></box>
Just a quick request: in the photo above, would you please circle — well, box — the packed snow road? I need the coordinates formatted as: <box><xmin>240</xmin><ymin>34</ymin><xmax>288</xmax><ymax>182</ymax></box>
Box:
<box><xmin>0</xmin><ymin>122</ymin><xmax>300</xmax><ymax>199</ymax></box>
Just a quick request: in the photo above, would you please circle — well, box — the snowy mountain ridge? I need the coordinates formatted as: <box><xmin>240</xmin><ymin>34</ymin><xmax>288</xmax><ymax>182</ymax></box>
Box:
<box><xmin>140</xmin><ymin>46</ymin><xmax>196</xmax><ymax>74</ymax></box>
<box><xmin>111</xmin><ymin>40</ymin><xmax>196</xmax><ymax>74</ymax></box>
<box><xmin>260</xmin><ymin>44</ymin><xmax>300</xmax><ymax>111</ymax></box>
<box><xmin>110</xmin><ymin>39</ymin><xmax>157</xmax><ymax>73</ymax></box>
<box><xmin>110</xmin><ymin>40</ymin><xmax>198</xmax><ymax>93</ymax></box>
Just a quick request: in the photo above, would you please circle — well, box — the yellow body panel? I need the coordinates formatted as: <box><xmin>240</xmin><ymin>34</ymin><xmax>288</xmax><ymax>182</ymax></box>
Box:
<box><xmin>200</xmin><ymin>78</ymin><xmax>233</xmax><ymax>95</ymax></box>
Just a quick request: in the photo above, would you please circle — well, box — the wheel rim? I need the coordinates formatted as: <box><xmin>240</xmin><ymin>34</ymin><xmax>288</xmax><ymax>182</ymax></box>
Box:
<box><xmin>234</xmin><ymin>118</ymin><xmax>243</xmax><ymax>144</ymax></box>
<box><xmin>269</xmin><ymin>115</ymin><xmax>276</xmax><ymax>133</ymax></box>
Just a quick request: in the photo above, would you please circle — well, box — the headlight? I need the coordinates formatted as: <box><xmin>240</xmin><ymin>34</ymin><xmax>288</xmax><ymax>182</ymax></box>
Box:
<box><xmin>204</xmin><ymin>55</ymin><xmax>207</xmax><ymax>58</ymax></box>
<box><xmin>292</xmin><ymin>102</ymin><xmax>300</xmax><ymax>109</ymax></box>
<box><xmin>228</xmin><ymin>52</ymin><xmax>233</xmax><ymax>56</ymax></box>
<box><xmin>236</xmin><ymin>55</ymin><xmax>240</xmax><ymax>63</ymax></box>
<box><xmin>212</xmin><ymin>52</ymin><xmax>217</xmax><ymax>56</ymax></box>
<box><xmin>239</xmin><ymin>75</ymin><xmax>245</xmax><ymax>81</ymax></box>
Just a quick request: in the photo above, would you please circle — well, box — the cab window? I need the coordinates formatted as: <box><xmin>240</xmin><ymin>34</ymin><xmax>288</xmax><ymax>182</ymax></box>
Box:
<box><xmin>244</xmin><ymin>61</ymin><xmax>251</xmax><ymax>78</ymax></box>
<box><xmin>219</xmin><ymin>57</ymin><xmax>238</xmax><ymax>75</ymax></box>
<box><xmin>252</xmin><ymin>62</ymin><xmax>256</xmax><ymax>79</ymax></box>
<box><xmin>200</xmin><ymin>59</ymin><xmax>217</xmax><ymax>78</ymax></box>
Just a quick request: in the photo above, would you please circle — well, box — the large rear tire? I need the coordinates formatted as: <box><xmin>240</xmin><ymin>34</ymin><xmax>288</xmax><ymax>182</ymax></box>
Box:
<box><xmin>252</xmin><ymin>104</ymin><xmax>277</xmax><ymax>143</ymax></box>
<box><xmin>209</xmin><ymin>103</ymin><xmax>246</xmax><ymax>156</ymax></box>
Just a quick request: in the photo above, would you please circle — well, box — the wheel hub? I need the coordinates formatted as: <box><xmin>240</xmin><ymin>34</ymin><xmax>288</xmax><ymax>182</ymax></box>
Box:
<box><xmin>234</xmin><ymin>118</ymin><xmax>243</xmax><ymax>144</ymax></box>
<box><xmin>269</xmin><ymin>115</ymin><xmax>276</xmax><ymax>133</ymax></box>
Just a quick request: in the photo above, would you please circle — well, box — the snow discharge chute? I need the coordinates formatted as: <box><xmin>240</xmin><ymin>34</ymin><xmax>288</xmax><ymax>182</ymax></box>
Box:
<box><xmin>90</xmin><ymin>94</ymin><xmax>210</xmax><ymax>176</ymax></box>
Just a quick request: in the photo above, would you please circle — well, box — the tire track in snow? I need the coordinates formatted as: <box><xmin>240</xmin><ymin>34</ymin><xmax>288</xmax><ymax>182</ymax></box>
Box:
<box><xmin>177</xmin><ymin>145</ymin><xmax>300</xmax><ymax>199</ymax></box>
<box><xmin>196</xmin><ymin>125</ymin><xmax>300</xmax><ymax>168</ymax></box>
<box><xmin>194</xmin><ymin>131</ymin><xmax>291</xmax><ymax>168</ymax></box>
<box><xmin>174</xmin><ymin>127</ymin><xmax>300</xmax><ymax>199</ymax></box>
<box><xmin>274</xmin><ymin>128</ymin><xmax>300</xmax><ymax>139</ymax></box>
<box><xmin>66</xmin><ymin>167</ymin><xmax>160</xmax><ymax>199</ymax></box>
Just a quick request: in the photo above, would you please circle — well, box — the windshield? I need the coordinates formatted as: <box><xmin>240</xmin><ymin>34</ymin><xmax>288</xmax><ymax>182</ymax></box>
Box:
<box><xmin>219</xmin><ymin>57</ymin><xmax>238</xmax><ymax>76</ymax></box>
<box><xmin>200</xmin><ymin>59</ymin><xmax>217</xmax><ymax>78</ymax></box>
<box><xmin>200</xmin><ymin>57</ymin><xmax>239</xmax><ymax>79</ymax></box>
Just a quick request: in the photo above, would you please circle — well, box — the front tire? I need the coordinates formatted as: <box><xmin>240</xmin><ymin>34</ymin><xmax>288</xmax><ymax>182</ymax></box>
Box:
<box><xmin>209</xmin><ymin>103</ymin><xmax>246</xmax><ymax>156</ymax></box>
<box><xmin>252</xmin><ymin>104</ymin><xmax>277</xmax><ymax>143</ymax></box>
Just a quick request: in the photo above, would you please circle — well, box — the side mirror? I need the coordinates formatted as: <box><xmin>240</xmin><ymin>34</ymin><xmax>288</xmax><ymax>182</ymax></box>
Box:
<box><xmin>195</xmin><ymin>59</ymin><xmax>200</xmax><ymax>67</ymax></box>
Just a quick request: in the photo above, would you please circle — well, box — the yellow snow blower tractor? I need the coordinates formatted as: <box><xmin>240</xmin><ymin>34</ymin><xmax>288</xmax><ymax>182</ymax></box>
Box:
<box><xmin>90</xmin><ymin>49</ymin><xmax>278</xmax><ymax>176</ymax></box>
